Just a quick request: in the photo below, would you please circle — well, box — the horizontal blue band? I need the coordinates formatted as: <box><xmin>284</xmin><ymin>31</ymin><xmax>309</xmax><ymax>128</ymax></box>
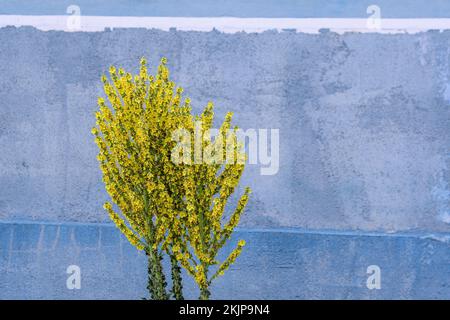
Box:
<box><xmin>1</xmin><ymin>0</ymin><xmax>450</xmax><ymax>18</ymax></box>
<box><xmin>1</xmin><ymin>221</ymin><xmax>449</xmax><ymax>299</ymax></box>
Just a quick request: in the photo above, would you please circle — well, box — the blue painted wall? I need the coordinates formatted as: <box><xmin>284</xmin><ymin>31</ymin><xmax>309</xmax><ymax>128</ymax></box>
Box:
<box><xmin>1</xmin><ymin>0</ymin><xmax>450</xmax><ymax>18</ymax></box>
<box><xmin>1</xmin><ymin>221</ymin><xmax>449</xmax><ymax>299</ymax></box>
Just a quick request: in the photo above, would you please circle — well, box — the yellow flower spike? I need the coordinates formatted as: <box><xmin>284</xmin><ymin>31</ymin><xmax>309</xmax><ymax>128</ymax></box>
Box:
<box><xmin>93</xmin><ymin>57</ymin><xmax>250</xmax><ymax>300</ymax></box>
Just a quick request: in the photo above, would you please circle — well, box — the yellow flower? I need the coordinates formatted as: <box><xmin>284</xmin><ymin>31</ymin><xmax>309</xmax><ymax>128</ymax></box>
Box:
<box><xmin>93</xmin><ymin>57</ymin><xmax>250</xmax><ymax>298</ymax></box>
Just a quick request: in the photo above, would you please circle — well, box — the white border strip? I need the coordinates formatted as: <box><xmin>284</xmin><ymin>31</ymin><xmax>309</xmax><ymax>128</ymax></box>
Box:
<box><xmin>2</xmin><ymin>16</ymin><xmax>450</xmax><ymax>33</ymax></box>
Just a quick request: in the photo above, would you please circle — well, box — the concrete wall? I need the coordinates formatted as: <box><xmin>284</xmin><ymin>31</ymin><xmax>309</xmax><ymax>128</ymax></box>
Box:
<box><xmin>0</xmin><ymin>25</ymin><xmax>449</xmax><ymax>299</ymax></box>
<box><xmin>1</xmin><ymin>27</ymin><xmax>449</xmax><ymax>232</ymax></box>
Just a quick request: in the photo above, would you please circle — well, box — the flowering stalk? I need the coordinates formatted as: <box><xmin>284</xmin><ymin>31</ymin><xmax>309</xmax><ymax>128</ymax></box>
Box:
<box><xmin>92</xmin><ymin>57</ymin><xmax>190</xmax><ymax>300</ymax></box>
<box><xmin>92</xmin><ymin>56</ymin><xmax>250</xmax><ymax>300</ymax></box>
<box><xmin>172</xmin><ymin>103</ymin><xmax>251</xmax><ymax>300</ymax></box>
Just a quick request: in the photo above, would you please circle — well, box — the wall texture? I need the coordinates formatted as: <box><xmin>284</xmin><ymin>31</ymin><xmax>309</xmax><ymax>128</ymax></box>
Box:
<box><xmin>0</xmin><ymin>27</ymin><xmax>449</xmax><ymax>232</ymax></box>
<box><xmin>0</xmin><ymin>26</ymin><xmax>449</xmax><ymax>299</ymax></box>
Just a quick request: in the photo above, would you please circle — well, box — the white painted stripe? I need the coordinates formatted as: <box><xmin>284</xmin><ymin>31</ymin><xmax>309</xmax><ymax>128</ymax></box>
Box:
<box><xmin>2</xmin><ymin>15</ymin><xmax>450</xmax><ymax>33</ymax></box>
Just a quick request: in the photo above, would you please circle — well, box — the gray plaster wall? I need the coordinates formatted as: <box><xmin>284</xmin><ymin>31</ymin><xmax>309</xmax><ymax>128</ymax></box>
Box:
<box><xmin>0</xmin><ymin>27</ymin><xmax>450</xmax><ymax>233</ymax></box>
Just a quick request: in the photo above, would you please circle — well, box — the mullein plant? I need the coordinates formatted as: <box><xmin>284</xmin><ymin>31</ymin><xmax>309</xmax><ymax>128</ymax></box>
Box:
<box><xmin>171</xmin><ymin>104</ymin><xmax>251</xmax><ymax>300</ymax></box>
<box><xmin>92</xmin><ymin>57</ymin><xmax>250</xmax><ymax>300</ymax></box>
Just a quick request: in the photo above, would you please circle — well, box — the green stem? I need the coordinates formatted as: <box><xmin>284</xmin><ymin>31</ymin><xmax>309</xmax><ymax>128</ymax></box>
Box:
<box><xmin>170</xmin><ymin>254</ymin><xmax>184</xmax><ymax>300</ymax></box>
<box><xmin>199</xmin><ymin>264</ymin><xmax>211</xmax><ymax>300</ymax></box>
<box><xmin>147</xmin><ymin>248</ymin><xmax>169</xmax><ymax>300</ymax></box>
<box><xmin>199</xmin><ymin>286</ymin><xmax>211</xmax><ymax>300</ymax></box>
<box><xmin>143</xmin><ymin>190</ymin><xmax>169</xmax><ymax>300</ymax></box>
